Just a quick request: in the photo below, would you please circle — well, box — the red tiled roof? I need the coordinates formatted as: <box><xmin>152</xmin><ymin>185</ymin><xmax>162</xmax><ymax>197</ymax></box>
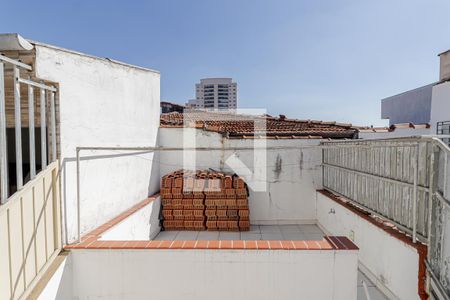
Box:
<box><xmin>160</xmin><ymin>111</ymin><xmax>357</xmax><ymax>139</ymax></box>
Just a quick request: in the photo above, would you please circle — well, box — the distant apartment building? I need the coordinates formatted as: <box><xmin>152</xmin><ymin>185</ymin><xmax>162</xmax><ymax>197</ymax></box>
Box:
<box><xmin>381</xmin><ymin>83</ymin><xmax>434</xmax><ymax>126</ymax></box>
<box><xmin>185</xmin><ymin>99</ymin><xmax>200</xmax><ymax>109</ymax></box>
<box><xmin>189</xmin><ymin>78</ymin><xmax>238</xmax><ymax>110</ymax></box>
<box><xmin>363</xmin><ymin>49</ymin><xmax>450</xmax><ymax>144</ymax></box>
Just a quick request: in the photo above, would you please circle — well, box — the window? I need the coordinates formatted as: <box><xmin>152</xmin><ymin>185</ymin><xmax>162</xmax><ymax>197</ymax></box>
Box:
<box><xmin>437</xmin><ymin>121</ymin><xmax>450</xmax><ymax>146</ymax></box>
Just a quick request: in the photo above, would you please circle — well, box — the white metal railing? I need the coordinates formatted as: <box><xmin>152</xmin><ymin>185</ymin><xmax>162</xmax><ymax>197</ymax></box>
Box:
<box><xmin>427</xmin><ymin>138</ymin><xmax>450</xmax><ymax>300</ymax></box>
<box><xmin>0</xmin><ymin>54</ymin><xmax>57</xmax><ymax>204</ymax></box>
<box><xmin>0</xmin><ymin>161</ymin><xmax>61</xmax><ymax>300</ymax></box>
<box><xmin>321</xmin><ymin>136</ymin><xmax>450</xmax><ymax>299</ymax></box>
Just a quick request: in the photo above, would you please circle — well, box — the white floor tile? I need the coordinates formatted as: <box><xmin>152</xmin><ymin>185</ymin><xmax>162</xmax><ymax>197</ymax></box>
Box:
<box><xmin>241</xmin><ymin>232</ymin><xmax>262</xmax><ymax>240</ymax></box>
<box><xmin>247</xmin><ymin>225</ymin><xmax>261</xmax><ymax>234</ymax></box>
<box><xmin>197</xmin><ymin>231</ymin><xmax>219</xmax><ymax>240</ymax></box>
<box><xmin>279</xmin><ymin>225</ymin><xmax>302</xmax><ymax>232</ymax></box>
<box><xmin>302</xmin><ymin>233</ymin><xmax>324</xmax><ymax>240</ymax></box>
<box><xmin>299</xmin><ymin>224</ymin><xmax>323</xmax><ymax>234</ymax></box>
<box><xmin>259</xmin><ymin>225</ymin><xmax>282</xmax><ymax>233</ymax></box>
<box><xmin>261</xmin><ymin>233</ymin><xmax>283</xmax><ymax>240</ymax></box>
<box><xmin>219</xmin><ymin>232</ymin><xmax>241</xmax><ymax>240</ymax></box>
<box><xmin>175</xmin><ymin>231</ymin><xmax>199</xmax><ymax>240</ymax></box>
<box><xmin>281</xmin><ymin>232</ymin><xmax>307</xmax><ymax>240</ymax></box>
<box><xmin>154</xmin><ymin>230</ymin><xmax>178</xmax><ymax>241</ymax></box>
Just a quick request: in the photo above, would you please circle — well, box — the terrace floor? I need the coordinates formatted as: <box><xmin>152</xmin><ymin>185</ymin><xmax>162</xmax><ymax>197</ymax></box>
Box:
<box><xmin>154</xmin><ymin>224</ymin><xmax>325</xmax><ymax>241</ymax></box>
<box><xmin>357</xmin><ymin>271</ymin><xmax>387</xmax><ymax>300</ymax></box>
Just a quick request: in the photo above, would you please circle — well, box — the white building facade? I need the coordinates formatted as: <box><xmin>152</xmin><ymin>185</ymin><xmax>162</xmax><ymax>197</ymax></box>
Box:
<box><xmin>193</xmin><ymin>78</ymin><xmax>237</xmax><ymax>110</ymax></box>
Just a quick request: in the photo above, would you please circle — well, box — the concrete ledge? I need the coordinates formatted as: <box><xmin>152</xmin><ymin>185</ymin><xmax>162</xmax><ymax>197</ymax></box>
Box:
<box><xmin>316</xmin><ymin>190</ymin><xmax>427</xmax><ymax>300</ymax></box>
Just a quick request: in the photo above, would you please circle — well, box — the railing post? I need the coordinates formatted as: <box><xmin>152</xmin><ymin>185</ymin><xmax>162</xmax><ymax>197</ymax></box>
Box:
<box><xmin>0</xmin><ymin>62</ymin><xmax>8</xmax><ymax>203</ymax></box>
<box><xmin>40</xmin><ymin>88</ymin><xmax>47</xmax><ymax>169</ymax></box>
<box><xmin>28</xmin><ymin>79</ymin><xmax>36</xmax><ymax>179</ymax></box>
<box><xmin>413</xmin><ymin>143</ymin><xmax>419</xmax><ymax>243</ymax></box>
<box><xmin>426</xmin><ymin>143</ymin><xmax>436</xmax><ymax>293</ymax></box>
<box><xmin>76</xmin><ymin>148</ymin><xmax>81</xmax><ymax>243</ymax></box>
<box><xmin>14</xmin><ymin>66</ymin><xmax>23</xmax><ymax>189</ymax></box>
<box><xmin>50</xmin><ymin>92</ymin><xmax>56</xmax><ymax>162</ymax></box>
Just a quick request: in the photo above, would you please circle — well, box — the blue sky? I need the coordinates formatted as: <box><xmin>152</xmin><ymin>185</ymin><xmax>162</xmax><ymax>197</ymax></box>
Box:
<box><xmin>2</xmin><ymin>0</ymin><xmax>450</xmax><ymax>126</ymax></box>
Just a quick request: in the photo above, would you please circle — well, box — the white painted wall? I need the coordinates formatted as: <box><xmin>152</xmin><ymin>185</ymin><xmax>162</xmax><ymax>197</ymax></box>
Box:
<box><xmin>100</xmin><ymin>197</ymin><xmax>161</xmax><ymax>241</ymax></box>
<box><xmin>431</xmin><ymin>81</ymin><xmax>450</xmax><ymax>133</ymax></box>
<box><xmin>46</xmin><ymin>249</ymin><xmax>357</xmax><ymax>300</ymax></box>
<box><xmin>359</xmin><ymin>127</ymin><xmax>431</xmax><ymax>139</ymax></box>
<box><xmin>316</xmin><ymin>192</ymin><xmax>421</xmax><ymax>300</ymax></box>
<box><xmin>159</xmin><ymin>127</ymin><xmax>322</xmax><ymax>224</ymax></box>
<box><xmin>34</xmin><ymin>43</ymin><xmax>161</xmax><ymax>243</ymax></box>
<box><xmin>37</xmin><ymin>256</ymin><xmax>73</xmax><ymax>300</ymax></box>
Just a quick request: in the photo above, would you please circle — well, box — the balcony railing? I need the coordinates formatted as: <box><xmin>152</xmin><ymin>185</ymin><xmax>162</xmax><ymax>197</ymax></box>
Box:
<box><xmin>0</xmin><ymin>161</ymin><xmax>61</xmax><ymax>300</ymax></box>
<box><xmin>0</xmin><ymin>54</ymin><xmax>58</xmax><ymax>204</ymax></box>
<box><xmin>322</xmin><ymin>136</ymin><xmax>450</xmax><ymax>299</ymax></box>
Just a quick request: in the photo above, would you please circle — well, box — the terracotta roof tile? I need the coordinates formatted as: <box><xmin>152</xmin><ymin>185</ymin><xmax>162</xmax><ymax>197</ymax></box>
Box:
<box><xmin>160</xmin><ymin>111</ymin><xmax>357</xmax><ymax>139</ymax></box>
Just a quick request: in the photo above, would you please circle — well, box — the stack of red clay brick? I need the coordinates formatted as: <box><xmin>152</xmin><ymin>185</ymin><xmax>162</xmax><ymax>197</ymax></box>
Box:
<box><xmin>160</xmin><ymin>170</ymin><xmax>250</xmax><ymax>231</ymax></box>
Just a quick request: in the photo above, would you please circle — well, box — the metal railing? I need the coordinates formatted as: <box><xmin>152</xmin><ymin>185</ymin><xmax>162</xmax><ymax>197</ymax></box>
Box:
<box><xmin>0</xmin><ymin>54</ymin><xmax>58</xmax><ymax>204</ymax></box>
<box><xmin>322</xmin><ymin>136</ymin><xmax>450</xmax><ymax>299</ymax></box>
<box><xmin>428</xmin><ymin>138</ymin><xmax>450</xmax><ymax>299</ymax></box>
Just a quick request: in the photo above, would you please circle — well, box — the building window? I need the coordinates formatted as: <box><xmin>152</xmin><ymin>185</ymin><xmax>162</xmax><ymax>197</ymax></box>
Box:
<box><xmin>437</xmin><ymin>121</ymin><xmax>450</xmax><ymax>146</ymax></box>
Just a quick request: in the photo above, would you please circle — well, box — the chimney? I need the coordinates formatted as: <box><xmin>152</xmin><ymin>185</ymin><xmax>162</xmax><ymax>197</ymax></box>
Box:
<box><xmin>439</xmin><ymin>49</ymin><xmax>450</xmax><ymax>82</ymax></box>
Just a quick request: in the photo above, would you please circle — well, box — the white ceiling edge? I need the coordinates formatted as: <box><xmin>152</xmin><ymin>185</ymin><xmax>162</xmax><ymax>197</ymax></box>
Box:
<box><xmin>0</xmin><ymin>33</ymin><xmax>33</xmax><ymax>51</ymax></box>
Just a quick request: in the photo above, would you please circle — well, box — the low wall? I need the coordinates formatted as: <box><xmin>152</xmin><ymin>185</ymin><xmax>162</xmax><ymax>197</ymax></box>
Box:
<box><xmin>316</xmin><ymin>191</ymin><xmax>425</xmax><ymax>300</ymax></box>
<box><xmin>45</xmin><ymin>248</ymin><xmax>357</xmax><ymax>300</ymax></box>
<box><xmin>99</xmin><ymin>197</ymin><xmax>161</xmax><ymax>241</ymax></box>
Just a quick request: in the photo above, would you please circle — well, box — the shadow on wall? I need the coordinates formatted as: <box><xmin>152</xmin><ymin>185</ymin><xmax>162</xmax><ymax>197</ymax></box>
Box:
<box><xmin>148</xmin><ymin>196</ymin><xmax>162</xmax><ymax>240</ymax></box>
<box><xmin>60</xmin><ymin>147</ymin><xmax>160</xmax><ymax>244</ymax></box>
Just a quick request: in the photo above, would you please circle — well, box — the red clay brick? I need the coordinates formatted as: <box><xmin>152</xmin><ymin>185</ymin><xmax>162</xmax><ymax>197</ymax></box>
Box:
<box><xmin>228</xmin><ymin>220</ymin><xmax>239</xmax><ymax>229</ymax></box>
<box><xmin>216</xmin><ymin>209</ymin><xmax>227</xmax><ymax>218</ymax></box>
<box><xmin>205</xmin><ymin>209</ymin><xmax>216</xmax><ymax>217</ymax></box>
<box><xmin>206</xmin><ymin>220</ymin><xmax>217</xmax><ymax>228</ymax></box>
<box><xmin>239</xmin><ymin>209</ymin><xmax>249</xmax><ymax>218</ymax></box>
<box><xmin>237</xmin><ymin>198</ymin><xmax>248</xmax><ymax>207</ymax></box>
<box><xmin>215</xmin><ymin>199</ymin><xmax>227</xmax><ymax>207</ymax></box>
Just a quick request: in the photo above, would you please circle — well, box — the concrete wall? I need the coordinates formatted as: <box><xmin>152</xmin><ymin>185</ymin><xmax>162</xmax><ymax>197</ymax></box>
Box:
<box><xmin>358</xmin><ymin>127</ymin><xmax>431</xmax><ymax>139</ymax></box>
<box><xmin>100</xmin><ymin>197</ymin><xmax>161</xmax><ymax>241</ymax></box>
<box><xmin>37</xmin><ymin>255</ymin><xmax>73</xmax><ymax>300</ymax></box>
<box><xmin>34</xmin><ymin>44</ymin><xmax>161</xmax><ymax>243</ymax></box>
<box><xmin>381</xmin><ymin>84</ymin><xmax>433</xmax><ymax>126</ymax></box>
<box><xmin>316</xmin><ymin>192</ymin><xmax>421</xmax><ymax>300</ymax></box>
<box><xmin>431</xmin><ymin>81</ymin><xmax>450</xmax><ymax>133</ymax></box>
<box><xmin>44</xmin><ymin>249</ymin><xmax>357</xmax><ymax>300</ymax></box>
<box><xmin>158</xmin><ymin>127</ymin><xmax>322</xmax><ymax>224</ymax></box>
